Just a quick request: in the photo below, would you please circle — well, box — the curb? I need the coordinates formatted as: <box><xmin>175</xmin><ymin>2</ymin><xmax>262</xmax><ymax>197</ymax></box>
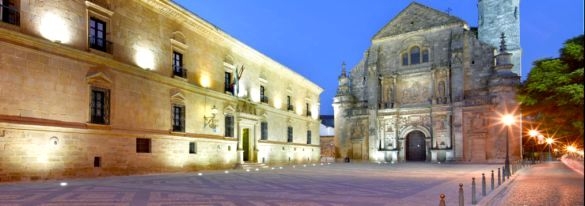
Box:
<box><xmin>475</xmin><ymin>166</ymin><xmax>527</xmax><ymax>206</ymax></box>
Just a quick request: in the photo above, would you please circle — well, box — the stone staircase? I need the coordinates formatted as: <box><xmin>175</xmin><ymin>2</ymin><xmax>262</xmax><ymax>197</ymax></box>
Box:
<box><xmin>235</xmin><ymin>162</ymin><xmax>270</xmax><ymax>170</ymax></box>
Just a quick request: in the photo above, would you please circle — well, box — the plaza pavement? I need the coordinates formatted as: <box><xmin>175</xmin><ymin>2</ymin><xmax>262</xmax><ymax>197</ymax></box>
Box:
<box><xmin>0</xmin><ymin>162</ymin><xmax>510</xmax><ymax>206</ymax></box>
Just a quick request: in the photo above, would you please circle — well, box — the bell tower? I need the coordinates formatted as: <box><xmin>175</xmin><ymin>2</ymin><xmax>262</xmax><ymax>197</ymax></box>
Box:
<box><xmin>478</xmin><ymin>0</ymin><xmax>522</xmax><ymax>76</ymax></box>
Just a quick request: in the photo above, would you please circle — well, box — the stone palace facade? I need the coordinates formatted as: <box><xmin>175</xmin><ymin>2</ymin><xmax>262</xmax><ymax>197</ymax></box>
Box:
<box><xmin>0</xmin><ymin>0</ymin><xmax>322</xmax><ymax>182</ymax></box>
<box><xmin>333</xmin><ymin>2</ymin><xmax>521</xmax><ymax>163</ymax></box>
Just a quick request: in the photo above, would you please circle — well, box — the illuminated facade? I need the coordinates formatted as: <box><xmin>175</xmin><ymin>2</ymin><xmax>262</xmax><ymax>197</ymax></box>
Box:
<box><xmin>333</xmin><ymin>2</ymin><xmax>521</xmax><ymax>163</ymax></box>
<box><xmin>0</xmin><ymin>0</ymin><xmax>322</xmax><ymax>182</ymax></box>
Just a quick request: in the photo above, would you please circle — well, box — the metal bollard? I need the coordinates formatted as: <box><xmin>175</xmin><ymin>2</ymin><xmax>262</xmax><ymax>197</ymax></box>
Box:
<box><xmin>472</xmin><ymin>177</ymin><xmax>477</xmax><ymax>204</ymax></box>
<box><xmin>502</xmin><ymin>165</ymin><xmax>506</xmax><ymax>183</ymax></box>
<box><xmin>498</xmin><ymin>168</ymin><xmax>501</xmax><ymax>186</ymax></box>
<box><xmin>491</xmin><ymin>170</ymin><xmax>495</xmax><ymax>191</ymax></box>
<box><xmin>459</xmin><ymin>183</ymin><xmax>464</xmax><ymax>206</ymax></box>
<box><xmin>439</xmin><ymin>194</ymin><xmax>446</xmax><ymax>206</ymax></box>
<box><xmin>482</xmin><ymin>173</ymin><xmax>486</xmax><ymax>196</ymax></box>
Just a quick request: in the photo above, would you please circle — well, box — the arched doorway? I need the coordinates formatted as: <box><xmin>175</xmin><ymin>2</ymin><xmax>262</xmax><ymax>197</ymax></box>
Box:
<box><xmin>406</xmin><ymin>131</ymin><xmax>426</xmax><ymax>161</ymax></box>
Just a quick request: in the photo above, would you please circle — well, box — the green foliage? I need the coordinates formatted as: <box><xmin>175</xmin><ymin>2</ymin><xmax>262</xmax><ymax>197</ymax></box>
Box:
<box><xmin>519</xmin><ymin>35</ymin><xmax>584</xmax><ymax>145</ymax></box>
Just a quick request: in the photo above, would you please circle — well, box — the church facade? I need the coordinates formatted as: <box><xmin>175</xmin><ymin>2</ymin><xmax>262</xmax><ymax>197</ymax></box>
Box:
<box><xmin>0</xmin><ymin>0</ymin><xmax>322</xmax><ymax>182</ymax></box>
<box><xmin>333</xmin><ymin>2</ymin><xmax>521</xmax><ymax>163</ymax></box>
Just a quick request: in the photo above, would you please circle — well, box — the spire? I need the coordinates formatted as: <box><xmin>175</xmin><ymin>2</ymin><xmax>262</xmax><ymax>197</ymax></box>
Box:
<box><xmin>499</xmin><ymin>32</ymin><xmax>507</xmax><ymax>52</ymax></box>
<box><xmin>341</xmin><ymin>62</ymin><xmax>347</xmax><ymax>77</ymax></box>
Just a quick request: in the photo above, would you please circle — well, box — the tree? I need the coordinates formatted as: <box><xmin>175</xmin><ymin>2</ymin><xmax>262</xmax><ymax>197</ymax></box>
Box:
<box><xmin>518</xmin><ymin>35</ymin><xmax>584</xmax><ymax>146</ymax></box>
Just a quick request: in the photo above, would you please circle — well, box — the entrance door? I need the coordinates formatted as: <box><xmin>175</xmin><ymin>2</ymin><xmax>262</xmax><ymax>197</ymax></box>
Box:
<box><xmin>243</xmin><ymin>128</ymin><xmax>249</xmax><ymax>162</ymax></box>
<box><xmin>406</xmin><ymin>131</ymin><xmax>426</xmax><ymax>161</ymax></box>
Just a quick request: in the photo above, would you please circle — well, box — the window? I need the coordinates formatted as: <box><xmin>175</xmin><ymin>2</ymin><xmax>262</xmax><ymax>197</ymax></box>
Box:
<box><xmin>93</xmin><ymin>156</ymin><xmax>101</xmax><ymax>168</ymax></box>
<box><xmin>402</xmin><ymin>53</ymin><xmax>408</xmax><ymax>66</ymax></box>
<box><xmin>260</xmin><ymin>85</ymin><xmax>268</xmax><ymax>103</ymax></box>
<box><xmin>306</xmin><ymin>103</ymin><xmax>311</xmax><ymax>116</ymax></box>
<box><xmin>287</xmin><ymin>96</ymin><xmax>293</xmax><ymax>111</ymax></box>
<box><xmin>90</xmin><ymin>87</ymin><xmax>109</xmax><ymax>124</ymax></box>
<box><xmin>422</xmin><ymin>49</ymin><xmax>429</xmax><ymax>63</ymax></box>
<box><xmin>189</xmin><ymin>142</ymin><xmax>196</xmax><ymax>154</ymax></box>
<box><xmin>287</xmin><ymin>126</ymin><xmax>293</xmax><ymax>143</ymax></box>
<box><xmin>0</xmin><ymin>0</ymin><xmax>19</xmax><ymax>25</ymax></box>
<box><xmin>224</xmin><ymin>72</ymin><xmax>232</xmax><ymax>94</ymax></box>
<box><xmin>89</xmin><ymin>17</ymin><xmax>108</xmax><ymax>52</ymax></box>
<box><xmin>307</xmin><ymin>130</ymin><xmax>312</xmax><ymax>144</ymax></box>
<box><xmin>172</xmin><ymin>105</ymin><xmax>185</xmax><ymax>132</ymax></box>
<box><xmin>261</xmin><ymin>122</ymin><xmax>268</xmax><ymax>140</ymax></box>
<box><xmin>225</xmin><ymin>115</ymin><xmax>234</xmax><ymax>137</ymax></box>
<box><xmin>410</xmin><ymin>47</ymin><xmax>420</xmax><ymax>65</ymax></box>
<box><xmin>136</xmin><ymin>138</ymin><xmax>151</xmax><ymax>153</ymax></box>
<box><xmin>173</xmin><ymin>51</ymin><xmax>186</xmax><ymax>78</ymax></box>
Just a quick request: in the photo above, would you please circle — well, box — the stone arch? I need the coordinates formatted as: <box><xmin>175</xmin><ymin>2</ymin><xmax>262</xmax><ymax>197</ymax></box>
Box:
<box><xmin>171</xmin><ymin>31</ymin><xmax>187</xmax><ymax>45</ymax></box>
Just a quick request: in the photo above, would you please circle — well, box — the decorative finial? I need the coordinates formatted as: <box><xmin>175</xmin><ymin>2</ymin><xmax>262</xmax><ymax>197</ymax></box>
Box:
<box><xmin>341</xmin><ymin>62</ymin><xmax>347</xmax><ymax>77</ymax></box>
<box><xmin>499</xmin><ymin>32</ymin><xmax>507</xmax><ymax>52</ymax></box>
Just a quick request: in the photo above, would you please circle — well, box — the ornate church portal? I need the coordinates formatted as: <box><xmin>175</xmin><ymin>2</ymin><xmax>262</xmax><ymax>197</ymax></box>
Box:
<box><xmin>332</xmin><ymin>2</ymin><xmax>521</xmax><ymax>163</ymax></box>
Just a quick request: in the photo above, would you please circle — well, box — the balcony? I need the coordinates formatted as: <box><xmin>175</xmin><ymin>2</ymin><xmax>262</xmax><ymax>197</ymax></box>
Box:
<box><xmin>172</xmin><ymin>65</ymin><xmax>187</xmax><ymax>79</ymax></box>
<box><xmin>287</xmin><ymin>105</ymin><xmax>294</xmax><ymax>111</ymax></box>
<box><xmin>306</xmin><ymin>110</ymin><xmax>312</xmax><ymax>117</ymax></box>
<box><xmin>1</xmin><ymin>4</ymin><xmax>20</xmax><ymax>26</ymax></box>
<box><xmin>89</xmin><ymin>36</ymin><xmax>113</xmax><ymax>53</ymax></box>
<box><xmin>260</xmin><ymin>96</ymin><xmax>269</xmax><ymax>104</ymax></box>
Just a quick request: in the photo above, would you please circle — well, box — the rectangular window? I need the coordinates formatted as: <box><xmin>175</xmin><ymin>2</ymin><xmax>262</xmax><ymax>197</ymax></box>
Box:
<box><xmin>307</xmin><ymin>130</ymin><xmax>312</xmax><ymax>144</ymax></box>
<box><xmin>172</xmin><ymin>105</ymin><xmax>185</xmax><ymax>132</ymax></box>
<box><xmin>1</xmin><ymin>0</ymin><xmax>19</xmax><ymax>25</ymax></box>
<box><xmin>93</xmin><ymin>156</ymin><xmax>101</xmax><ymax>168</ymax></box>
<box><xmin>260</xmin><ymin>85</ymin><xmax>268</xmax><ymax>103</ymax></box>
<box><xmin>224</xmin><ymin>72</ymin><xmax>232</xmax><ymax>94</ymax></box>
<box><xmin>410</xmin><ymin>47</ymin><xmax>421</xmax><ymax>65</ymax></box>
<box><xmin>136</xmin><ymin>138</ymin><xmax>151</xmax><ymax>153</ymax></box>
<box><xmin>90</xmin><ymin>87</ymin><xmax>109</xmax><ymax>124</ymax></box>
<box><xmin>422</xmin><ymin>49</ymin><xmax>429</xmax><ymax>63</ymax></box>
<box><xmin>261</xmin><ymin>122</ymin><xmax>268</xmax><ymax>140</ymax></box>
<box><xmin>287</xmin><ymin>96</ymin><xmax>293</xmax><ymax>111</ymax></box>
<box><xmin>225</xmin><ymin>116</ymin><xmax>234</xmax><ymax>137</ymax></box>
<box><xmin>287</xmin><ymin>126</ymin><xmax>293</xmax><ymax>143</ymax></box>
<box><xmin>189</xmin><ymin>142</ymin><xmax>196</xmax><ymax>154</ymax></box>
<box><xmin>89</xmin><ymin>17</ymin><xmax>107</xmax><ymax>52</ymax></box>
<box><xmin>173</xmin><ymin>51</ymin><xmax>185</xmax><ymax>78</ymax></box>
<box><xmin>306</xmin><ymin>103</ymin><xmax>311</xmax><ymax>116</ymax></box>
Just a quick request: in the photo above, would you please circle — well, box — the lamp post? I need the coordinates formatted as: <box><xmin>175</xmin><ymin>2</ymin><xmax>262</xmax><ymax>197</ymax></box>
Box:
<box><xmin>528</xmin><ymin>129</ymin><xmax>539</xmax><ymax>164</ymax></box>
<box><xmin>502</xmin><ymin>114</ymin><xmax>515</xmax><ymax>178</ymax></box>
<box><xmin>545</xmin><ymin>137</ymin><xmax>554</xmax><ymax>161</ymax></box>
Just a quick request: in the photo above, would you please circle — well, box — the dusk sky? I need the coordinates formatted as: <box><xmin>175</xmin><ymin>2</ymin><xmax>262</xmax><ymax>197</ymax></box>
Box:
<box><xmin>173</xmin><ymin>0</ymin><xmax>584</xmax><ymax>115</ymax></box>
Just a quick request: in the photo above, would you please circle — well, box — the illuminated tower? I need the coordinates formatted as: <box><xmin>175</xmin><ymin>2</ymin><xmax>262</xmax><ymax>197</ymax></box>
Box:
<box><xmin>478</xmin><ymin>0</ymin><xmax>522</xmax><ymax>76</ymax></box>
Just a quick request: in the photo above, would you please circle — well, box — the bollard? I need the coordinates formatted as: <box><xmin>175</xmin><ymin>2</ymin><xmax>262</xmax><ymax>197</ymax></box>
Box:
<box><xmin>439</xmin><ymin>194</ymin><xmax>446</xmax><ymax>206</ymax></box>
<box><xmin>497</xmin><ymin>168</ymin><xmax>501</xmax><ymax>186</ymax></box>
<box><xmin>502</xmin><ymin>165</ymin><xmax>506</xmax><ymax>183</ymax></box>
<box><xmin>471</xmin><ymin>177</ymin><xmax>477</xmax><ymax>205</ymax></box>
<box><xmin>491</xmin><ymin>170</ymin><xmax>495</xmax><ymax>191</ymax></box>
<box><xmin>458</xmin><ymin>183</ymin><xmax>464</xmax><ymax>206</ymax></box>
<box><xmin>482</xmin><ymin>173</ymin><xmax>486</xmax><ymax>196</ymax></box>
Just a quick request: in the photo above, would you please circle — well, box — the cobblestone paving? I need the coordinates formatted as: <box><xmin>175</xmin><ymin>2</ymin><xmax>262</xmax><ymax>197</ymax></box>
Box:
<box><xmin>498</xmin><ymin>162</ymin><xmax>584</xmax><ymax>206</ymax></box>
<box><xmin>0</xmin><ymin>163</ymin><xmax>502</xmax><ymax>206</ymax></box>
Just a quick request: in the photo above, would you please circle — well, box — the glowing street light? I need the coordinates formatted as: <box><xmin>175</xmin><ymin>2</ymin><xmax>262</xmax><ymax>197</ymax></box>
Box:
<box><xmin>545</xmin><ymin>137</ymin><xmax>554</xmax><ymax>161</ymax></box>
<box><xmin>527</xmin><ymin>129</ymin><xmax>540</xmax><ymax>164</ymax></box>
<box><xmin>501</xmin><ymin>114</ymin><xmax>515</xmax><ymax>178</ymax></box>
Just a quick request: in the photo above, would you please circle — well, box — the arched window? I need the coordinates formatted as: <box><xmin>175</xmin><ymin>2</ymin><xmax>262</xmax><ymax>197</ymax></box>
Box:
<box><xmin>422</xmin><ymin>49</ymin><xmax>429</xmax><ymax>63</ymax></box>
<box><xmin>402</xmin><ymin>53</ymin><xmax>408</xmax><ymax>66</ymax></box>
<box><xmin>410</xmin><ymin>47</ymin><xmax>420</xmax><ymax>65</ymax></box>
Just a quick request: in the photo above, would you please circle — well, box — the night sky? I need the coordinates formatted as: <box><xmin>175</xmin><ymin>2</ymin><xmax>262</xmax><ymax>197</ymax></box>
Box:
<box><xmin>173</xmin><ymin>0</ymin><xmax>584</xmax><ymax>115</ymax></box>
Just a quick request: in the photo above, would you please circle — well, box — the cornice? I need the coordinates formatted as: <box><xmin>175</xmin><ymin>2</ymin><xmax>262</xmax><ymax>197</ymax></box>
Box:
<box><xmin>140</xmin><ymin>0</ymin><xmax>323</xmax><ymax>94</ymax></box>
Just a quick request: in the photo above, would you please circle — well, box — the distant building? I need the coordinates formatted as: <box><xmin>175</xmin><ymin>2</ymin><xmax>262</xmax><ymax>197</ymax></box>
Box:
<box><xmin>319</xmin><ymin>115</ymin><xmax>335</xmax><ymax>159</ymax></box>
<box><xmin>0</xmin><ymin>0</ymin><xmax>322</xmax><ymax>182</ymax></box>
<box><xmin>333</xmin><ymin>2</ymin><xmax>521</xmax><ymax>163</ymax></box>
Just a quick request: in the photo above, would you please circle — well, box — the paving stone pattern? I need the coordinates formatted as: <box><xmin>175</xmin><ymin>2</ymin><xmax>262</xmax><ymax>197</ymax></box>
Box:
<box><xmin>0</xmin><ymin>163</ymin><xmax>501</xmax><ymax>206</ymax></box>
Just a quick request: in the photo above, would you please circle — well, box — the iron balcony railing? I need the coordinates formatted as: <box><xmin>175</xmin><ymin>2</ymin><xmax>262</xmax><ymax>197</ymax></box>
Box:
<box><xmin>261</xmin><ymin>96</ymin><xmax>269</xmax><ymax>103</ymax></box>
<box><xmin>172</xmin><ymin>65</ymin><xmax>188</xmax><ymax>78</ymax></box>
<box><xmin>1</xmin><ymin>4</ymin><xmax>20</xmax><ymax>26</ymax></box>
<box><xmin>89</xmin><ymin>36</ymin><xmax>113</xmax><ymax>53</ymax></box>
<box><xmin>287</xmin><ymin>105</ymin><xmax>294</xmax><ymax>111</ymax></box>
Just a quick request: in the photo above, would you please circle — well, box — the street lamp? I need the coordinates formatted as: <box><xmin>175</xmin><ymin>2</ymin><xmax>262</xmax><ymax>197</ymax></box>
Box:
<box><xmin>528</xmin><ymin>129</ymin><xmax>540</xmax><ymax>164</ymax></box>
<box><xmin>501</xmin><ymin>114</ymin><xmax>515</xmax><ymax>178</ymax></box>
<box><xmin>545</xmin><ymin>137</ymin><xmax>554</xmax><ymax>161</ymax></box>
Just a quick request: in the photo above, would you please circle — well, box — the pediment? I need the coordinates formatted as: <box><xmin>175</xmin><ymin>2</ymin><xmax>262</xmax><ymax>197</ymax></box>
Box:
<box><xmin>86</xmin><ymin>72</ymin><xmax>112</xmax><ymax>87</ymax></box>
<box><xmin>372</xmin><ymin>2</ymin><xmax>466</xmax><ymax>40</ymax></box>
<box><xmin>170</xmin><ymin>89</ymin><xmax>185</xmax><ymax>103</ymax></box>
